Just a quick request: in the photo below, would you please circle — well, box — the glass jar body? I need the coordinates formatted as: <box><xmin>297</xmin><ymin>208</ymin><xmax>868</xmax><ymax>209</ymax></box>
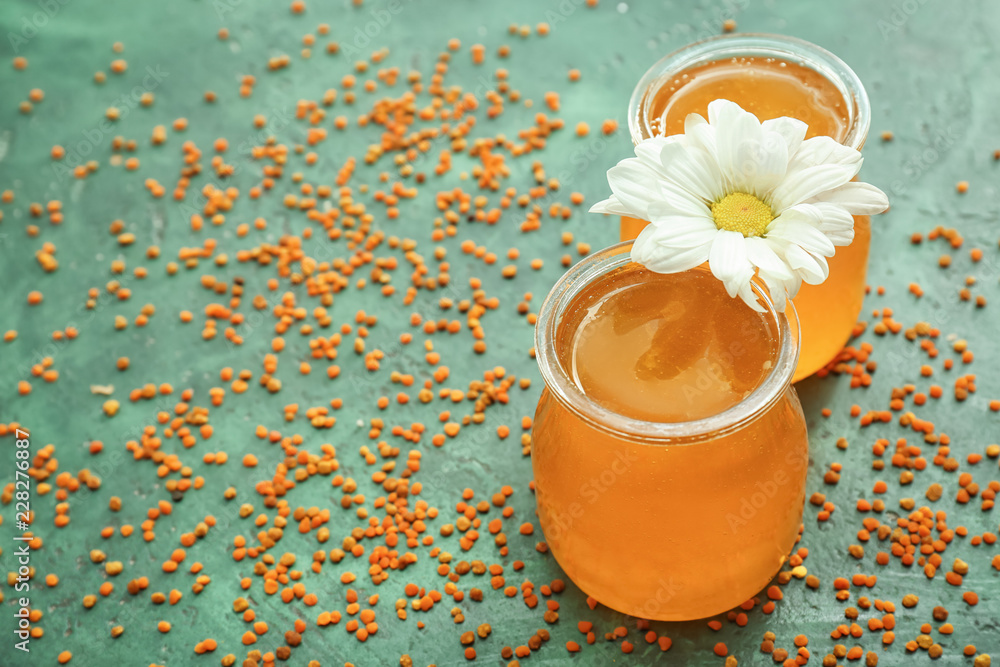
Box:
<box><xmin>531</xmin><ymin>385</ymin><xmax>808</xmax><ymax>621</ymax></box>
<box><xmin>621</xmin><ymin>34</ymin><xmax>872</xmax><ymax>382</ymax></box>
<box><xmin>531</xmin><ymin>241</ymin><xmax>808</xmax><ymax>621</ymax></box>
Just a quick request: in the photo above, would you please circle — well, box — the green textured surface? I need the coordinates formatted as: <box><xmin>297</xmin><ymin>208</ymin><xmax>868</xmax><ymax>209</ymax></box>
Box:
<box><xmin>1</xmin><ymin>0</ymin><xmax>999</xmax><ymax>666</ymax></box>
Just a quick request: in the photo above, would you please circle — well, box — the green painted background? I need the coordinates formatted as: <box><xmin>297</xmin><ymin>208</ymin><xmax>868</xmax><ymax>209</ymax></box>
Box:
<box><xmin>1</xmin><ymin>0</ymin><xmax>999</xmax><ymax>665</ymax></box>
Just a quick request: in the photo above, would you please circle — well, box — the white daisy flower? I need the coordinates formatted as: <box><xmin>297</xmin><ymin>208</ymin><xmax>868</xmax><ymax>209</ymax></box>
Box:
<box><xmin>591</xmin><ymin>99</ymin><xmax>889</xmax><ymax>312</ymax></box>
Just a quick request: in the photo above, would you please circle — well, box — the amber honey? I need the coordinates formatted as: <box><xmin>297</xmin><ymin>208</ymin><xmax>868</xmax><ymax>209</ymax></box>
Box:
<box><xmin>623</xmin><ymin>35</ymin><xmax>872</xmax><ymax>381</ymax></box>
<box><xmin>532</xmin><ymin>243</ymin><xmax>808</xmax><ymax>620</ymax></box>
<box><xmin>561</xmin><ymin>263</ymin><xmax>776</xmax><ymax>422</ymax></box>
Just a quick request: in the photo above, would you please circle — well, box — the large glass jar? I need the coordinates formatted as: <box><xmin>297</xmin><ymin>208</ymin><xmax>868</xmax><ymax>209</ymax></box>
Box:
<box><xmin>532</xmin><ymin>242</ymin><xmax>809</xmax><ymax>621</ymax></box>
<box><xmin>621</xmin><ymin>34</ymin><xmax>872</xmax><ymax>382</ymax></box>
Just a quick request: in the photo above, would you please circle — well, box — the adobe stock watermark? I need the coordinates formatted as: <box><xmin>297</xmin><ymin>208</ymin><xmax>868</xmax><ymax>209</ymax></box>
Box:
<box><xmin>883</xmin><ymin>123</ymin><xmax>964</xmax><ymax>199</ymax></box>
<box><xmin>416</xmin><ymin>410</ymin><xmax>511</xmax><ymax>490</ymax></box>
<box><xmin>221</xmin><ymin>250</ymin><xmax>465</xmax><ymax>354</ymax></box>
<box><xmin>877</xmin><ymin>0</ymin><xmax>934</xmax><ymax>39</ymax></box>
<box><xmin>725</xmin><ymin>447</ymin><xmax>809</xmax><ymax>534</ymax></box>
<box><xmin>538</xmin><ymin>0</ymin><xmax>599</xmax><ymax>31</ymax></box>
<box><xmin>7</xmin><ymin>0</ymin><xmax>72</xmax><ymax>53</ymax></box>
<box><xmin>567</xmin><ymin>131</ymin><xmax>618</xmax><ymax>177</ymax></box>
<box><xmin>176</xmin><ymin>105</ymin><xmax>296</xmax><ymax>211</ymax></box>
<box><xmin>171</xmin><ymin>104</ymin><xmax>296</xmax><ymax>230</ymax></box>
<box><xmin>52</xmin><ymin>65</ymin><xmax>169</xmax><ymax>180</ymax></box>
<box><xmin>538</xmin><ymin>447</ymin><xmax>640</xmax><ymax>543</ymax></box>
<box><xmin>542</xmin><ymin>0</ymin><xmax>748</xmax><ymax>40</ymax></box>
<box><xmin>526</xmin><ymin>128</ymin><xmax>621</xmax><ymax>226</ymax></box>
<box><xmin>335</xmin><ymin>0</ymin><xmax>417</xmax><ymax>59</ymax></box>
<box><xmin>12</xmin><ymin>263</ymin><xmax>145</xmax><ymax>382</ymax></box>
<box><xmin>30</xmin><ymin>388</ymin><xmax>192</xmax><ymax>526</ymax></box>
<box><xmin>675</xmin><ymin>316</ymin><xmax>765</xmax><ymax>406</ymax></box>
<box><xmin>212</xmin><ymin>0</ymin><xmax>248</xmax><ymax>19</ymax></box>
<box><xmin>233</xmin><ymin>106</ymin><xmax>296</xmax><ymax>163</ymax></box>
<box><xmin>675</xmin><ymin>0</ymin><xmax>751</xmax><ymax>44</ymax></box>
<box><xmin>625</xmin><ymin>575</ymin><xmax>685</xmax><ymax>621</ymax></box>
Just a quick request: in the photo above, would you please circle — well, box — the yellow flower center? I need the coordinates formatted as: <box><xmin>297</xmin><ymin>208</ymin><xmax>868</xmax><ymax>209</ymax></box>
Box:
<box><xmin>710</xmin><ymin>192</ymin><xmax>773</xmax><ymax>237</ymax></box>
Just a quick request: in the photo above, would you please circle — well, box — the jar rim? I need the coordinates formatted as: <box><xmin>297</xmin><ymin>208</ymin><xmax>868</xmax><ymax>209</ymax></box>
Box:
<box><xmin>627</xmin><ymin>33</ymin><xmax>871</xmax><ymax>151</ymax></box>
<box><xmin>533</xmin><ymin>241</ymin><xmax>800</xmax><ymax>443</ymax></box>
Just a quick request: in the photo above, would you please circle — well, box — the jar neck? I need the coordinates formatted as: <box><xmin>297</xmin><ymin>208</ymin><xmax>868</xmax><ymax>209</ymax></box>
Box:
<box><xmin>628</xmin><ymin>33</ymin><xmax>870</xmax><ymax>151</ymax></box>
<box><xmin>534</xmin><ymin>243</ymin><xmax>800</xmax><ymax>445</ymax></box>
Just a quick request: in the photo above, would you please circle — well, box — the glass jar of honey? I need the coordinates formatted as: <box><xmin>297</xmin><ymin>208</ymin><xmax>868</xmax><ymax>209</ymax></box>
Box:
<box><xmin>622</xmin><ymin>34</ymin><xmax>872</xmax><ymax>381</ymax></box>
<box><xmin>532</xmin><ymin>241</ymin><xmax>808</xmax><ymax>620</ymax></box>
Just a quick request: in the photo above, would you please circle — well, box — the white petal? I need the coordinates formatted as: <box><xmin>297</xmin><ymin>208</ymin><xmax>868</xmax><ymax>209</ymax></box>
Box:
<box><xmin>708</xmin><ymin>230</ymin><xmax>755</xmax><ymax>298</ymax></box>
<box><xmin>785</xmin><ymin>273</ymin><xmax>803</xmax><ymax>299</ymax></box>
<box><xmin>766</xmin><ymin>203</ymin><xmax>820</xmax><ymax>234</ymax></box>
<box><xmin>655</xmin><ymin>141</ymin><xmax>725</xmax><ymax>202</ymax></box>
<box><xmin>684</xmin><ymin>111</ymin><xmax>707</xmax><ymax>136</ymax></box>
<box><xmin>783</xmin><ymin>244</ymin><xmax>830</xmax><ymax>284</ymax></box>
<box><xmin>642</xmin><ymin>214</ymin><xmax>717</xmax><ymax>248</ymax></box>
<box><xmin>634</xmin><ymin>135</ymin><xmax>679</xmax><ymax>177</ymax></box>
<box><xmin>684</xmin><ymin>112</ymin><xmax>717</xmax><ymax>155</ymax></box>
<box><xmin>770</xmin><ymin>162</ymin><xmax>860</xmax><ymax>211</ymax></box>
<box><xmin>706</xmin><ymin>98</ymin><xmax>746</xmax><ymax>126</ymax></box>
<box><xmin>761</xmin><ymin>116</ymin><xmax>807</xmax><ymax>157</ymax></box>
<box><xmin>709</xmin><ymin>100</ymin><xmax>764</xmax><ymax>193</ymax></box>
<box><xmin>744</xmin><ymin>237</ymin><xmax>794</xmax><ymax>282</ymax></box>
<box><xmin>789</xmin><ymin>135</ymin><xmax>863</xmax><ymax>170</ymax></box>
<box><xmin>737</xmin><ymin>280</ymin><xmax>766</xmax><ymax>312</ymax></box>
<box><xmin>718</xmin><ymin>123</ymin><xmax>793</xmax><ymax>199</ymax></box>
<box><xmin>647</xmin><ymin>183</ymin><xmax>714</xmax><ymax>219</ymax></box>
<box><xmin>768</xmin><ymin>216</ymin><xmax>836</xmax><ymax>257</ymax></box>
<box><xmin>759</xmin><ymin>272</ymin><xmax>787</xmax><ymax>313</ymax></box>
<box><xmin>810</xmin><ymin>202</ymin><xmax>856</xmax><ymax>246</ymax></box>
<box><xmin>604</xmin><ymin>158</ymin><xmax>663</xmax><ymax>216</ymax></box>
<box><xmin>631</xmin><ymin>223</ymin><xmax>712</xmax><ymax>273</ymax></box>
<box><xmin>762</xmin><ymin>259</ymin><xmax>804</xmax><ymax>301</ymax></box>
<box><xmin>744</xmin><ymin>136</ymin><xmax>790</xmax><ymax>199</ymax></box>
<box><xmin>779</xmin><ymin>202</ymin><xmax>824</xmax><ymax>226</ymax></box>
<box><xmin>809</xmin><ymin>181</ymin><xmax>889</xmax><ymax>215</ymax></box>
<box><xmin>589</xmin><ymin>194</ymin><xmax>632</xmax><ymax>216</ymax></box>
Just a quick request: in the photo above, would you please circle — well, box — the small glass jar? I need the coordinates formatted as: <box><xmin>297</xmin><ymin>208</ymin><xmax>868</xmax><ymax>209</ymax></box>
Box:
<box><xmin>621</xmin><ymin>34</ymin><xmax>872</xmax><ymax>382</ymax></box>
<box><xmin>532</xmin><ymin>242</ymin><xmax>808</xmax><ymax>621</ymax></box>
